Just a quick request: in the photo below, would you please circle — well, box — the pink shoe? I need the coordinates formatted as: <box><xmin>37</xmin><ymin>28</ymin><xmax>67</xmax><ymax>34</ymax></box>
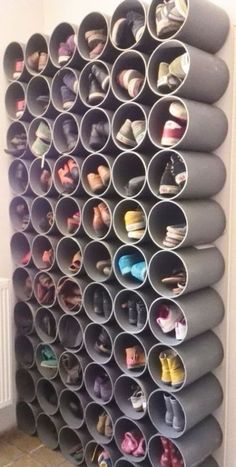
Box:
<box><xmin>121</xmin><ymin>432</ymin><xmax>138</xmax><ymax>454</ymax></box>
<box><xmin>156</xmin><ymin>304</ymin><xmax>182</xmax><ymax>333</ymax></box>
<box><xmin>133</xmin><ymin>437</ymin><xmax>146</xmax><ymax>457</ymax></box>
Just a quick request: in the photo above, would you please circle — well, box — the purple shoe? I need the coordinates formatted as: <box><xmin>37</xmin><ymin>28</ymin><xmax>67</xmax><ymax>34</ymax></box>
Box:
<box><xmin>66</xmin><ymin>34</ymin><xmax>76</xmax><ymax>53</ymax></box>
<box><xmin>100</xmin><ymin>378</ymin><xmax>112</xmax><ymax>402</ymax></box>
<box><xmin>63</xmin><ymin>73</ymin><xmax>79</xmax><ymax>94</ymax></box>
<box><xmin>60</xmin><ymin>85</ymin><xmax>76</xmax><ymax>110</ymax></box>
<box><xmin>58</xmin><ymin>42</ymin><xmax>71</xmax><ymax>65</ymax></box>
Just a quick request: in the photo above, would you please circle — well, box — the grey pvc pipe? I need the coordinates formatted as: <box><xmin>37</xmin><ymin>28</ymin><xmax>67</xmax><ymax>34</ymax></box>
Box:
<box><xmin>55</xmin><ymin>196</ymin><xmax>84</xmax><ymax>237</ymax></box>
<box><xmin>147</xmin><ymin>40</ymin><xmax>229</xmax><ymax>103</ymax></box>
<box><xmin>83</xmin><ymin>239</ymin><xmax>119</xmax><ymax>283</ymax></box>
<box><xmin>29</xmin><ymin>158</ymin><xmax>56</xmax><ymax>197</ymax></box>
<box><xmin>111</xmin><ymin>50</ymin><xmax>154</xmax><ymax>105</ymax></box>
<box><xmin>114</xmin><ymin>373</ymin><xmax>155</xmax><ymax>421</ymax></box>
<box><xmin>82</xmin><ymin>197</ymin><xmax>115</xmax><ymax>241</ymax></box>
<box><xmin>114</xmin><ymin>288</ymin><xmax>156</xmax><ymax>334</ymax></box>
<box><xmin>149</xmin><ymin>288</ymin><xmax>224</xmax><ymax>346</ymax></box>
<box><xmin>35</xmin><ymin>306</ymin><xmax>60</xmax><ymax>344</ymax></box>
<box><xmin>83</xmin><ymin>281</ymin><xmax>121</xmax><ymax>324</ymax></box>
<box><xmin>148</xmin><ymin>199</ymin><xmax>225</xmax><ymax>249</ymax></box>
<box><xmin>32</xmin><ymin>234</ymin><xmax>58</xmax><ymax>271</ymax></box>
<box><xmin>148</xmin><ymin>331</ymin><xmax>223</xmax><ymax>392</ymax></box>
<box><xmin>28</xmin><ymin>117</ymin><xmax>56</xmax><ymax>158</ymax></box>
<box><xmin>79</xmin><ymin>60</ymin><xmax>118</xmax><ymax>110</ymax></box>
<box><xmin>14</xmin><ymin>301</ymin><xmax>36</xmax><ymax>336</ymax></box>
<box><xmin>148</xmin><ymin>246</ymin><xmax>224</xmax><ymax>297</ymax></box>
<box><xmin>5</xmin><ymin>81</ymin><xmax>32</xmax><ymax>122</ymax></box>
<box><xmin>111</xmin><ymin>151</ymin><xmax>149</xmax><ymax>199</ymax></box>
<box><xmin>114</xmin><ymin>416</ymin><xmax>155</xmax><ymax>464</ymax></box>
<box><xmin>58</xmin><ymin>313</ymin><xmax>89</xmax><ymax>353</ymax></box>
<box><xmin>15</xmin><ymin>334</ymin><xmax>39</xmax><ymax>369</ymax></box>
<box><xmin>16</xmin><ymin>401</ymin><xmax>40</xmax><ymax>435</ymax></box>
<box><xmin>10</xmin><ymin>231</ymin><xmax>34</xmax><ymax>267</ymax></box>
<box><xmin>31</xmin><ymin>196</ymin><xmax>57</xmax><ymax>234</ymax></box>
<box><xmin>148</xmin><ymin>416</ymin><xmax>222</xmax><ymax>467</ymax></box>
<box><xmin>148</xmin><ymin>373</ymin><xmax>223</xmax><ymax>438</ymax></box>
<box><xmin>80</xmin><ymin>107</ymin><xmax>116</xmax><ymax>154</ymax></box>
<box><xmin>59</xmin><ymin>425</ymin><xmax>91</xmax><ymax>465</ymax></box>
<box><xmin>81</xmin><ymin>152</ymin><xmax>114</xmax><ymax>197</ymax></box>
<box><xmin>115</xmin><ymin>458</ymin><xmax>152</xmax><ymax>467</ymax></box>
<box><xmin>84</xmin><ymin>361</ymin><xmax>121</xmax><ymax>406</ymax></box>
<box><xmin>147</xmin><ymin>150</ymin><xmax>226</xmax><ymax>200</ymax></box>
<box><xmin>113</xmin><ymin>199</ymin><xmax>154</xmax><ymax>245</ymax></box>
<box><xmin>148</xmin><ymin>96</ymin><xmax>228</xmax><ymax>152</ymax></box>
<box><xmin>8</xmin><ymin>159</ymin><xmax>31</xmax><ymax>196</ymax></box>
<box><xmin>37</xmin><ymin>377</ymin><xmax>64</xmax><ymax>415</ymax></box>
<box><xmin>114</xmin><ymin>331</ymin><xmax>156</xmax><ymax>378</ymax></box>
<box><xmin>84</xmin><ymin>321</ymin><xmax>120</xmax><ymax>364</ymax></box>
<box><xmin>35</xmin><ymin>342</ymin><xmax>63</xmax><ymax>380</ymax></box>
<box><xmin>25</xmin><ymin>33</ymin><xmax>57</xmax><ymax>76</ymax></box>
<box><xmin>77</xmin><ymin>12</ymin><xmax>116</xmax><ymax>62</ymax></box>
<box><xmin>59</xmin><ymin>350</ymin><xmax>91</xmax><ymax>391</ymax></box>
<box><xmin>37</xmin><ymin>412</ymin><xmax>64</xmax><ymax>450</ymax></box>
<box><xmin>3</xmin><ymin>41</ymin><xmax>32</xmax><ymax>82</ymax></box>
<box><xmin>49</xmin><ymin>22</ymin><xmax>85</xmax><ymax>70</ymax></box>
<box><xmin>56</xmin><ymin>236</ymin><xmax>85</xmax><ymax>277</ymax></box>
<box><xmin>53</xmin><ymin>154</ymin><xmax>83</xmax><ymax>196</ymax></box>
<box><xmin>51</xmin><ymin>67</ymin><xmax>86</xmax><ymax>114</ymax></box>
<box><xmin>60</xmin><ymin>388</ymin><xmax>90</xmax><ymax>429</ymax></box>
<box><xmin>15</xmin><ymin>368</ymin><xmax>40</xmax><ymax>403</ymax></box>
<box><xmin>12</xmin><ymin>266</ymin><xmax>36</xmax><ymax>301</ymax></box>
<box><xmin>147</xmin><ymin>0</ymin><xmax>229</xmax><ymax>53</ymax></box>
<box><xmin>113</xmin><ymin>243</ymin><xmax>156</xmax><ymax>290</ymax></box>
<box><xmin>27</xmin><ymin>75</ymin><xmax>58</xmax><ymax>118</ymax></box>
<box><xmin>6</xmin><ymin>121</ymin><xmax>31</xmax><ymax>160</ymax></box>
<box><xmin>85</xmin><ymin>401</ymin><xmax>121</xmax><ymax>445</ymax></box>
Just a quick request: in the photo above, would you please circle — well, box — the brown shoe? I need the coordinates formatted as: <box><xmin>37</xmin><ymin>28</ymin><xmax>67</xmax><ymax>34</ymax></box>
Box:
<box><xmin>93</xmin><ymin>206</ymin><xmax>107</xmax><ymax>237</ymax></box>
<box><xmin>97</xmin><ymin>165</ymin><xmax>110</xmax><ymax>186</ymax></box>
<box><xmin>87</xmin><ymin>173</ymin><xmax>104</xmax><ymax>193</ymax></box>
<box><xmin>126</xmin><ymin>345</ymin><xmax>146</xmax><ymax>370</ymax></box>
<box><xmin>85</xmin><ymin>29</ymin><xmax>106</xmax><ymax>49</ymax></box>
<box><xmin>105</xmin><ymin>415</ymin><xmax>113</xmax><ymax>438</ymax></box>
<box><xmin>96</xmin><ymin>411</ymin><xmax>107</xmax><ymax>435</ymax></box>
<box><xmin>27</xmin><ymin>51</ymin><xmax>40</xmax><ymax>70</ymax></box>
<box><xmin>38</xmin><ymin>52</ymin><xmax>48</xmax><ymax>71</ymax></box>
<box><xmin>98</xmin><ymin>202</ymin><xmax>110</xmax><ymax>227</ymax></box>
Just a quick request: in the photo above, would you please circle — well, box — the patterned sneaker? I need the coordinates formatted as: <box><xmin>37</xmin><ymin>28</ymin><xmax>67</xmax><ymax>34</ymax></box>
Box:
<box><xmin>170</xmin><ymin>153</ymin><xmax>187</xmax><ymax>185</ymax></box>
<box><xmin>161</xmin><ymin>120</ymin><xmax>186</xmax><ymax>146</ymax></box>
<box><xmin>131</xmin><ymin>120</ymin><xmax>146</xmax><ymax>144</ymax></box>
<box><xmin>159</xmin><ymin>162</ymin><xmax>180</xmax><ymax>195</ymax></box>
<box><xmin>169</xmin><ymin>101</ymin><xmax>187</xmax><ymax>121</ymax></box>
<box><xmin>156</xmin><ymin>0</ymin><xmax>185</xmax><ymax>39</ymax></box>
<box><xmin>116</xmin><ymin>119</ymin><xmax>136</xmax><ymax>147</ymax></box>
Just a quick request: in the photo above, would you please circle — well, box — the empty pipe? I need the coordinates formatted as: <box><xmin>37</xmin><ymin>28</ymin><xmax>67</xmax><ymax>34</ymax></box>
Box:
<box><xmin>15</xmin><ymin>368</ymin><xmax>40</xmax><ymax>403</ymax></box>
<box><xmin>35</xmin><ymin>306</ymin><xmax>60</xmax><ymax>344</ymax></box>
<box><xmin>37</xmin><ymin>377</ymin><xmax>64</xmax><ymax>415</ymax></box>
<box><xmin>37</xmin><ymin>412</ymin><xmax>64</xmax><ymax>450</ymax></box>
<box><xmin>4</xmin><ymin>41</ymin><xmax>31</xmax><ymax>82</ymax></box>
<box><xmin>59</xmin><ymin>388</ymin><xmax>90</xmax><ymax>429</ymax></box>
<box><xmin>14</xmin><ymin>301</ymin><xmax>36</xmax><ymax>336</ymax></box>
<box><xmin>111</xmin><ymin>151</ymin><xmax>149</xmax><ymax>199</ymax></box>
<box><xmin>8</xmin><ymin>159</ymin><xmax>31</xmax><ymax>196</ymax></box>
<box><xmin>16</xmin><ymin>401</ymin><xmax>40</xmax><ymax>435</ymax></box>
<box><xmin>26</xmin><ymin>75</ymin><xmax>58</xmax><ymax>118</ymax></box>
<box><xmin>15</xmin><ymin>334</ymin><xmax>39</xmax><ymax>369</ymax></box>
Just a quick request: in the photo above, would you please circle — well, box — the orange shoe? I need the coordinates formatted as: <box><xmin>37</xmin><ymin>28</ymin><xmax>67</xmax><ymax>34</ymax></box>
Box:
<box><xmin>126</xmin><ymin>345</ymin><xmax>145</xmax><ymax>370</ymax></box>
<box><xmin>87</xmin><ymin>173</ymin><xmax>104</xmax><ymax>193</ymax></box>
<box><xmin>93</xmin><ymin>207</ymin><xmax>107</xmax><ymax>237</ymax></box>
<box><xmin>98</xmin><ymin>202</ymin><xmax>110</xmax><ymax>226</ymax></box>
<box><xmin>97</xmin><ymin>165</ymin><xmax>110</xmax><ymax>186</ymax></box>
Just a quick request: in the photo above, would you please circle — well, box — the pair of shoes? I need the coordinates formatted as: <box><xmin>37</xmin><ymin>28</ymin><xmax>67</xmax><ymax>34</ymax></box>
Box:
<box><xmin>60</xmin><ymin>72</ymin><xmax>79</xmax><ymax>110</ymax></box>
<box><xmin>159</xmin><ymin>349</ymin><xmax>185</xmax><ymax>388</ymax></box>
<box><xmin>31</xmin><ymin>121</ymin><xmax>51</xmax><ymax>157</ymax></box>
<box><xmin>36</xmin><ymin>273</ymin><xmax>55</xmax><ymax>305</ymax></box>
<box><xmin>118</xmin><ymin>254</ymin><xmax>146</xmax><ymax>282</ymax></box>
<box><xmin>15</xmin><ymin>99</ymin><xmax>25</xmax><ymax>119</ymax></box>
<box><xmin>58</xmin><ymin>34</ymin><xmax>76</xmax><ymax>65</ymax></box>
<box><xmin>5</xmin><ymin>132</ymin><xmax>27</xmax><ymax>157</ymax></box>
<box><xmin>57</xmin><ymin>278</ymin><xmax>82</xmax><ymax>311</ymax></box>
<box><xmin>112</xmin><ymin>10</ymin><xmax>145</xmax><ymax>47</ymax></box>
<box><xmin>160</xmin><ymin>436</ymin><xmax>184</xmax><ymax>467</ymax></box>
<box><xmin>125</xmin><ymin>175</ymin><xmax>146</xmax><ymax>197</ymax></box>
<box><xmin>93</xmin><ymin>202</ymin><xmax>110</xmax><ymax>237</ymax></box>
<box><xmin>159</xmin><ymin>154</ymin><xmax>186</xmax><ymax>196</ymax></box>
<box><xmin>157</xmin><ymin>52</ymin><xmax>189</xmax><ymax>93</ymax></box>
<box><xmin>156</xmin><ymin>303</ymin><xmax>186</xmax><ymax>340</ymax></box>
<box><xmin>27</xmin><ymin>51</ymin><xmax>48</xmax><ymax>71</ymax></box>
<box><xmin>129</xmin><ymin>386</ymin><xmax>146</xmax><ymax>412</ymax></box>
<box><xmin>121</xmin><ymin>432</ymin><xmax>145</xmax><ymax>457</ymax></box>
<box><xmin>126</xmin><ymin>345</ymin><xmax>145</xmax><ymax>370</ymax></box>
<box><xmin>161</xmin><ymin>101</ymin><xmax>187</xmax><ymax>147</ymax></box>
<box><xmin>40</xmin><ymin>344</ymin><xmax>57</xmax><ymax>368</ymax></box>
<box><xmin>68</xmin><ymin>251</ymin><xmax>82</xmax><ymax>274</ymax></box>
<box><xmin>163</xmin><ymin>223</ymin><xmax>186</xmax><ymax>248</ymax></box>
<box><xmin>57</xmin><ymin>158</ymin><xmax>79</xmax><ymax>194</ymax></box>
<box><xmin>13</xmin><ymin>59</ymin><xmax>24</xmax><ymax>79</ymax></box>
<box><xmin>61</xmin><ymin>353</ymin><xmax>82</xmax><ymax>385</ymax></box>
<box><xmin>124</xmin><ymin>209</ymin><xmax>145</xmax><ymax>240</ymax></box>
<box><xmin>116</xmin><ymin>118</ymin><xmax>146</xmax><ymax>147</ymax></box>
<box><xmin>156</xmin><ymin>0</ymin><xmax>188</xmax><ymax>39</ymax></box>
<box><xmin>94</xmin><ymin>373</ymin><xmax>112</xmax><ymax>402</ymax></box>
<box><xmin>163</xmin><ymin>394</ymin><xmax>185</xmax><ymax>432</ymax></box>
<box><xmin>117</xmin><ymin>69</ymin><xmax>145</xmax><ymax>99</ymax></box>
<box><xmin>97</xmin><ymin>412</ymin><xmax>113</xmax><ymax>437</ymax></box>
<box><xmin>89</xmin><ymin>120</ymin><xmax>109</xmax><ymax>150</ymax></box>
<box><xmin>67</xmin><ymin>211</ymin><xmax>80</xmax><ymax>234</ymax></box>
<box><xmin>121</xmin><ymin>297</ymin><xmax>146</xmax><ymax>328</ymax></box>
<box><xmin>161</xmin><ymin>267</ymin><xmax>186</xmax><ymax>295</ymax></box>
<box><xmin>93</xmin><ymin>288</ymin><xmax>112</xmax><ymax>317</ymax></box>
<box><xmin>95</xmin><ymin>329</ymin><xmax>112</xmax><ymax>355</ymax></box>
<box><xmin>96</xmin><ymin>259</ymin><xmax>112</xmax><ymax>277</ymax></box>
<box><xmin>87</xmin><ymin>165</ymin><xmax>110</xmax><ymax>193</ymax></box>
<box><xmin>87</xmin><ymin>64</ymin><xmax>110</xmax><ymax>105</ymax></box>
<box><xmin>85</xmin><ymin>28</ymin><xmax>107</xmax><ymax>59</ymax></box>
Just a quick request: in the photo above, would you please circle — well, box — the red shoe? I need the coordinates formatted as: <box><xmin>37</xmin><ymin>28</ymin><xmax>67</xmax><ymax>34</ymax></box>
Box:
<box><xmin>160</xmin><ymin>437</ymin><xmax>172</xmax><ymax>467</ymax></box>
<box><xmin>13</xmin><ymin>60</ymin><xmax>24</xmax><ymax>79</ymax></box>
<box><xmin>98</xmin><ymin>202</ymin><xmax>110</xmax><ymax>226</ymax></box>
<box><xmin>170</xmin><ymin>441</ymin><xmax>184</xmax><ymax>467</ymax></box>
<box><xmin>93</xmin><ymin>206</ymin><xmax>107</xmax><ymax>237</ymax></box>
<box><xmin>16</xmin><ymin>99</ymin><xmax>25</xmax><ymax>118</ymax></box>
<box><xmin>22</xmin><ymin>251</ymin><xmax>31</xmax><ymax>265</ymax></box>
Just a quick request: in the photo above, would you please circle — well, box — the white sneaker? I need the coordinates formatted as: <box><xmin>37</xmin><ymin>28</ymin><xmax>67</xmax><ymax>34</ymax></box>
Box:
<box><xmin>175</xmin><ymin>319</ymin><xmax>187</xmax><ymax>340</ymax></box>
<box><xmin>156</xmin><ymin>304</ymin><xmax>183</xmax><ymax>333</ymax></box>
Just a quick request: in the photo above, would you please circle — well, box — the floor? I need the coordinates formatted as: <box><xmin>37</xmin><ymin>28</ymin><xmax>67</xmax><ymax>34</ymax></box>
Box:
<box><xmin>0</xmin><ymin>430</ymin><xmax>73</xmax><ymax>467</ymax></box>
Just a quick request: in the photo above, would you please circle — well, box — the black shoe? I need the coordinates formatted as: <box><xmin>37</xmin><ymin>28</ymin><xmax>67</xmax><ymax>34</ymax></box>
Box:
<box><xmin>89</xmin><ymin>123</ymin><xmax>107</xmax><ymax>150</ymax></box>
<box><xmin>88</xmin><ymin>73</ymin><xmax>106</xmax><ymax>105</ymax></box>
<box><xmin>91</xmin><ymin>64</ymin><xmax>110</xmax><ymax>92</ymax></box>
<box><xmin>170</xmin><ymin>154</ymin><xmax>187</xmax><ymax>186</ymax></box>
<box><xmin>159</xmin><ymin>162</ymin><xmax>180</xmax><ymax>196</ymax></box>
<box><xmin>103</xmin><ymin>291</ymin><xmax>112</xmax><ymax>318</ymax></box>
<box><xmin>62</xmin><ymin>118</ymin><xmax>78</xmax><ymax>151</ymax></box>
<box><xmin>122</xmin><ymin>298</ymin><xmax>137</xmax><ymax>325</ymax></box>
<box><xmin>127</xmin><ymin>11</ymin><xmax>145</xmax><ymax>43</ymax></box>
<box><xmin>125</xmin><ymin>175</ymin><xmax>146</xmax><ymax>196</ymax></box>
<box><xmin>93</xmin><ymin>289</ymin><xmax>104</xmax><ymax>315</ymax></box>
<box><xmin>136</xmin><ymin>300</ymin><xmax>146</xmax><ymax>329</ymax></box>
<box><xmin>95</xmin><ymin>329</ymin><xmax>111</xmax><ymax>354</ymax></box>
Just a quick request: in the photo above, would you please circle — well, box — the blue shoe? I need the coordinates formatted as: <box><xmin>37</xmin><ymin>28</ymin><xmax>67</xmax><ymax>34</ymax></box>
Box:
<box><xmin>131</xmin><ymin>261</ymin><xmax>146</xmax><ymax>282</ymax></box>
<box><xmin>118</xmin><ymin>254</ymin><xmax>141</xmax><ymax>276</ymax></box>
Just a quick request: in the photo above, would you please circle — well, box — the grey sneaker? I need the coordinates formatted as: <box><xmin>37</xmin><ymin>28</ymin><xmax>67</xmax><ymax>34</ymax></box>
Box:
<box><xmin>131</xmin><ymin>120</ymin><xmax>146</xmax><ymax>144</ymax></box>
<box><xmin>116</xmin><ymin>119</ymin><xmax>136</xmax><ymax>147</ymax></box>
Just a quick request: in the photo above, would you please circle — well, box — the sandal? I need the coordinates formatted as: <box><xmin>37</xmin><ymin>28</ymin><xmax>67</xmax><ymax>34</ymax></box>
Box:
<box><xmin>69</xmin><ymin>251</ymin><xmax>82</xmax><ymax>273</ymax></box>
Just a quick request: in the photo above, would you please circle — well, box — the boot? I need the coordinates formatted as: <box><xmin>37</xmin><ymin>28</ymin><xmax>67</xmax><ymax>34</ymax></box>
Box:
<box><xmin>159</xmin><ymin>351</ymin><xmax>172</xmax><ymax>385</ymax></box>
<box><xmin>167</xmin><ymin>350</ymin><xmax>185</xmax><ymax>388</ymax></box>
<box><xmin>170</xmin><ymin>397</ymin><xmax>185</xmax><ymax>431</ymax></box>
<box><xmin>163</xmin><ymin>394</ymin><xmax>174</xmax><ymax>426</ymax></box>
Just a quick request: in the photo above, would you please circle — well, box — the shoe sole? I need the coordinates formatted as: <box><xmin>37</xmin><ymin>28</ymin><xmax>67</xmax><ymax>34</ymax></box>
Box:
<box><xmin>63</xmin><ymin>100</ymin><xmax>75</xmax><ymax>110</ymax></box>
<box><xmin>159</xmin><ymin>184</ymin><xmax>180</xmax><ymax>194</ymax></box>
<box><xmin>13</xmin><ymin>72</ymin><xmax>21</xmax><ymax>79</ymax></box>
<box><xmin>87</xmin><ymin>34</ymin><xmax>107</xmax><ymax>50</ymax></box>
<box><xmin>127</xmin><ymin>363</ymin><xmax>145</xmax><ymax>369</ymax></box>
<box><xmin>126</xmin><ymin>221</ymin><xmax>145</xmax><ymax>232</ymax></box>
<box><xmin>58</xmin><ymin>55</ymin><xmax>71</xmax><ymax>64</ymax></box>
<box><xmin>16</xmin><ymin>111</ymin><xmax>24</xmax><ymax>118</ymax></box>
<box><xmin>161</xmin><ymin>136</ymin><xmax>182</xmax><ymax>146</ymax></box>
<box><xmin>111</xmin><ymin>18</ymin><xmax>127</xmax><ymax>45</ymax></box>
<box><xmin>88</xmin><ymin>91</ymin><xmax>106</xmax><ymax>105</ymax></box>
<box><xmin>101</xmin><ymin>75</ymin><xmax>110</xmax><ymax>92</ymax></box>
<box><xmin>128</xmin><ymin>231</ymin><xmax>145</xmax><ymax>240</ymax></box>
<box><xmin>116</xmin><ymin>131</ymin><xmax>136</xmax><ymax>147</ymax></box>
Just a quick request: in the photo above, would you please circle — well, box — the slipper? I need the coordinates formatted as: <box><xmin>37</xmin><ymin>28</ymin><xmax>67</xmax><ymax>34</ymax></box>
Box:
<box><xmin>69</xmin><ymin>251</ymin><xmax>82</xmax><ymax>273</ymax></box>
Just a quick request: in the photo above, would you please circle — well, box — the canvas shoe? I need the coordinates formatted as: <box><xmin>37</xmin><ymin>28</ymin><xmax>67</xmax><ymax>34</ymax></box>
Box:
<box><xmin>171</xmin><ymin>153</ymin><xmax>187</xmax><ymax>185</ymax></box>
<box><xmin>128</xmin><ymin>76</ymin><xmax>144</xmax><ymax>98</ymax></box>
<box><xmin>118</xmin><ymin>253</ymin><xmax>141</xmax><ymax>275</ymax></box>
<box><xmin>63</xmin><ymin>73</ymin><xmax>79</xmax><ymax>94</ymax></box>
<box><xmin>126</xmin><ymin>10</ymin><xmax>145</xmax><ymax>42</ymax></box>
<box><xmin>161</xmin><ymin>120</ymin><xmax>186</xmax><ymax>146</ymax></box>
<box><xmin>125</xmin><ymin>175</ymin><xmax>146</xmax><ymax>197</ymax></box>
<box><xmin>124</xmin><ymin>210</ymin><xmax>145</xmax><ymax>232</ymax></box>
<box><xmin>167</xmin><ymin>223</ymin><xmax>186</xmax><ymax>235</ymax></box>
<box><xmin>36</xmin><ymin>121</ymin><xmax>51</xmax><ymax>142</ymax></box>
<box><xmin>159</xmin><ymin>162</ymin><xmax>180</xmax><ymax>195</ymax></box>
<box><xmin>85</xmin><ymin>28</ymin><xmax>106</xmax><ymax>50</ymax></box>
<box><xmin>88</xmin><ymin>74</ymin><xmax>106</xmax><ymax>105</ymax></box>
<box><xmin>91</xmin><ymin>64</ymin><xmax>110</xmax><ymax>92</ymax></box>
<box><xmin>175</xmin><ymin>319</ymin><xmax>187</xmax><ymax>340</ymax></box>
<box><xmin>131</xmin><ymin>261</ymin><xmax>146</xmax><ymax>282</ymax></box>
<box><xmin>157</xmin><ymin>62</ymin><xmax>181</xmax><ymax>93</ymax></box>
<box><xmin>31</xmin><ymin>137</ymin><xmax>50</xmax><ymax>157</ymax></box>
<box><xmin>117</xmin><ymin>69</ymin><xmax>144</xmax><ymax>91</ymax></box>
<box><xmin>131</xmin><ymin>120</ymin><xmax>146</xmax><ymax>144</ymax></box>
<box><xmin>116</xmin><ymin>119</ymin><xmax>136</xmax><ymax>147</ymax></box>
<box><xmin>87</xmin><ymin>173</ymin><xmax>104</xmax><ymax>193</ymax></box>
<box><xmin>169</xmin><ymin>101</ymin><xmax>187</xmax><ymax>121</ymax></box>
<box><xmin>156</xmin><ymin>303</ymin><xmax>183</xmax><ymax>333</ymax></box>
<box><xmin>89</xmin><ymin>42</ymin><xmax>105</xmax><ymax>59</ymax></box>
<box><xmin>169</xmin><ymin>52</ymin><xmax>189</xmax><ymax>81</ymax></box>
<box><xmin>155</xmin><ymin>2</ymin><xmax>182</xmax><ymax>39</ymax></box>
<box><xmin>128</xmin><ymin>229</ymin><xmax>145</xmax><ymax>240</ymax></box>
<box><xmin>60</xmin><ymin>85</ymin><xmax>76</xmax><ymax>110</ymax></box>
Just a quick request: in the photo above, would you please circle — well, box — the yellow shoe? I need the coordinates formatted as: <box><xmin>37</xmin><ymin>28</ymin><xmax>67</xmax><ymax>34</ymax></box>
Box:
<box><xmin>159</xmin><ymin>350</ymin><xmax>172</xmax><ymax>385</ymax></box>
<box><xmin>124</xmin><ymin>210</ymin><xmax>145</xmax><ymax>232</ymax></box>
<box><xmin>167</xmin><ymin>351</ymin><xmax>185</xmax><ymax>388</ymax></box>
